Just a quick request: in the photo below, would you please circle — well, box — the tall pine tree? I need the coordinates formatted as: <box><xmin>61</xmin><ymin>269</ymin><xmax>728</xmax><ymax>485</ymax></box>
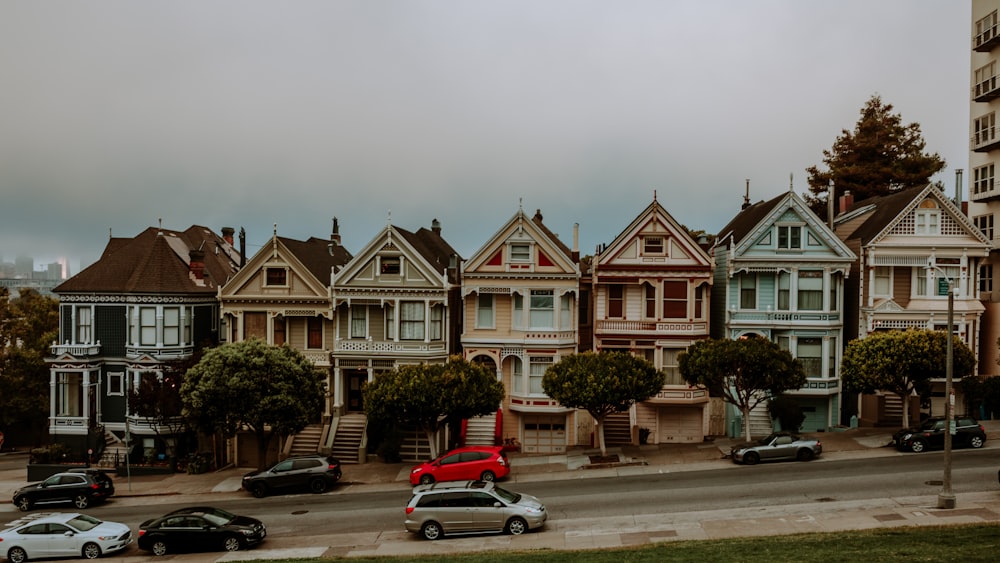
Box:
<box><xmin>805</xmin><ymin>95</ymin><xmax>946</xmax><ymax>213</ymax></box>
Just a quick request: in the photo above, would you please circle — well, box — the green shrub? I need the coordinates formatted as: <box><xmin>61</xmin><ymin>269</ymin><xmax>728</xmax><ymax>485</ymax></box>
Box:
<box><xmin>768</xmin><ymin>395</ymin><xmax>805</xmax><ymax>432</ymax></box>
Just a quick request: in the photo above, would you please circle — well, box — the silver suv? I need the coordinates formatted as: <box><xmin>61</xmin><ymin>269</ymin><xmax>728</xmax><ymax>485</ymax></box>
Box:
<box><xmin>404</xmin><ymin>480</ymin><xmax>547</xmax><ymax>540</ymax></box>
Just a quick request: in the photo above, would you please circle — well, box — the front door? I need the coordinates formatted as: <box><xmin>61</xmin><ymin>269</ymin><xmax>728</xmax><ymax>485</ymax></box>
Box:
<box><xmin>346</xmin><ymin>371</ymin><xmax>366</xmax><ymax>412</ymax></box>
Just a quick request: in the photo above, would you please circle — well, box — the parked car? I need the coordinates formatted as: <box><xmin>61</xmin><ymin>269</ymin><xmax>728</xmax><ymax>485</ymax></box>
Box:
<box><xmin>409</xmin><ymin>446</ymin><xmax>511</xmax><ymax>485</ymax></box>
<box><xmin>137</xmin><ymin>506</ymin><xmax>265</xmax><ymax>556</ymax></box>
<box><xmin>11</xmin><ymin>472</ymin><xmax>114</xmax><ymax>511</ymax></box>
<box><xmin>730</xmin><ymin>432</ymin><xmax>822</xmax><ymax>465</ymax></box>
<box><xmin>405</xmin><ymin>480</ymin><xmax>546</xmax><ymax>540</ymax></box>
<box><xmin>892</xmin><ymin>416</ymin><xmax>987</xmax><ymax>453</ymax></box>
<box><xmin>0</xmin><ymin>512</ymin><xmax>132</xmax><ymax>562</ymax></box>
<box><xmin>241</xmin><ymin>455</ymin><xmax>342</xmax><ymax>498</ymax></box>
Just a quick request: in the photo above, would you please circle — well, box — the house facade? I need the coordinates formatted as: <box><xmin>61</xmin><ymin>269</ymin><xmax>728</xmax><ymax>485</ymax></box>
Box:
<box><xmin>713</xmin><ymin>190</ymin><xmax>856</xmax><ymax>436</ymax></box>
<box><xmin>834</xmin><ymin>185</ymin><xmax>991</xmax><ymax>425</ymax></box>
<box><xmin>330</xmin><ymin>219</ymin><xmax>462</xmax><ymax>461</ymax></box>
<box><xmin>46</xmin><ymin>225</ymin><xmax>241</xmax><ymax>461</ymax></box>
<box><xmin>217</xmin><ymin>222</ymin><xmax>352</xmax><ymax>467</ymax></box>
<box><xmin>591</xmin><ymin>198</ymin><xmax>717</xmax><ymax>444</ymax></box>
<box><xmin>461</xmin><ymin>208</ymin><xmax>582</xmax><ymax>454</ymax></box>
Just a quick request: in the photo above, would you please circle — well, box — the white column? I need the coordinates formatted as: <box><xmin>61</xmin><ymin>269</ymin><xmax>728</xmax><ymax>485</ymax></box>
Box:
<box><xmin>424</xmin><ymin>299</ymin><xmax>430</xmax><ymax>343</ymax></box>
<box><xmin>82</xmin><ymin>371</ymin><xmax>91</xmax><ymax>423</ymax></box>
<box><xmin>49</xmin><ymin>369</ymin><xmax>57</xmax><ymax>432</ymax></box>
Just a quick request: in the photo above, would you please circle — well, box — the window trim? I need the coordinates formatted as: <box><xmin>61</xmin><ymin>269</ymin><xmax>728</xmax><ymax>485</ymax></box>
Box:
<box><xmin>510</xmin><ymin>243</ymin><xmax>531</xmax><ymax>262</ymax></box>
<box><xmin>264</xmin><ymin>267</ymin><xmax>288</xmax><ymax>287</ymax></box>
<box><xmin>107</xmin><ymin>372</ymin><xmax>125</xmax><ymax>396</ymax></box>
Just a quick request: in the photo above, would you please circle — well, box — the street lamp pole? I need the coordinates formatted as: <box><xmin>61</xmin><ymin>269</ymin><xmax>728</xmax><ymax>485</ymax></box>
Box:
<box><xmin>930</xmin><ymin>267</ymin><xmax>955</xmax><ymax>510</ymax></box>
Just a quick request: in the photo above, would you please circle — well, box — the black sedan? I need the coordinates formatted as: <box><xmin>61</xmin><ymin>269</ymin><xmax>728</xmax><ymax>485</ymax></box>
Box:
<box><xmin>137</xmin><ymin>506</ymin><xmax>266</xmax><ymax>556</ymax></box>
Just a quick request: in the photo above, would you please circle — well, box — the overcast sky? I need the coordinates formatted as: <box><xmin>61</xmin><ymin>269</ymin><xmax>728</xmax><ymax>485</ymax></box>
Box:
<box><xmin>0</xmin><ymin>1</ymin><xmax>973</xmax><ymax>275</ymax></box>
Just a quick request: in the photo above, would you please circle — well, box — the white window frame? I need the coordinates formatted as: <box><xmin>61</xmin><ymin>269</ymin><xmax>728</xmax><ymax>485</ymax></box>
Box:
<box><xmin>107</xmin><ymin>372</ymin><xmax>125</xmax><ymax>396</ymax></box>
<box><xmin>643</xmin><ymin>236</ymin><xmax>665</xmax><ymax>255</ymax></box>
<box><xmin>873</xmin><ymin>266</ymin><xmax>892</xmax><ymax>297</ymax></box>
<box><xmin>740</xmin><ymin>274</ymin><xmax>757</xmax><ymax>309</ymax></box>
<box><xmin>797</xmin><ymin>337</ymin><xmax>823</xmax><ymax>378</ymax></box>
<box><xmin>510</xmin><ymin>243</ymin><xmax>531</xmax><ymax>262</ymax></box>
<box><xmin>528</xmin><ymin>356</ymin><xmax>552</xmax><ymax>395</ymax></box>
<box><xmin>430</xmin><ymin>305</ymin><xmax>443</xmax><ymax>340</ymax></box>
<box><xmin>476</xmin><ymin>294</ymin><xmax>494</xmax><ymax>329</ymax></box>
<box><xmin>975</xmin><ymin>214</ymin><xmax>995</xmax><ymax>241</ymax></box>
<box><xmin>264</xmin><ymin>267</ymin><xmax>288</xmax><ymax>287</ymax></box>
<box><xmin>777</xmin><ymin>225</ymin><xmax>802</xmax><ymax>250</ymax></box>
<box><xmin>379</xmin><ymin>256</ymin><xmax>401</xmax><ymax>276</ymax></box>
<box><xmin>797</xmin><ymin>271</ymin><xmax>824</xmax><ymax>311</ymax></box>
<box><xmin>163</xmin><ymin>307</ymin><xmax>181</xmax><ymax>346</ymax></box>
<box><xmin>139</xmin><ymin>307</ymin><xmax>157</xmax><ymax>346</ymax></box>
<box><xmin>529</xmin><ymin>290</ymin><xmax>554</xmax><ymax>329</ymax></box>
<box><xmin>400</xmin><ymin>301</ymin><xmax>425</xmax><ymax>341</ymax></box>
<box><xmin>915</xmin><ymin>210</ymin><xmax>940</xmax><ymax>235</ymax></box>
<box><xmin>76</xmin><ymin>306</ymin><xmax>92</xmax><ymax>344</ymax></box>
<box><xmin>560</xmin><ymin>293</ymin><xmax>572</xmax><ymax>329</ymax></box>
<box><xmin>510</xmin><ymin>356</ymin><xmax>523</xmax><ymax>394</ymax></box>
<box><xmin>974</xmin><ymin>163</ymin><xmax>995</xmax><ymax>195</ymax></box>
<box><xmin>981</xmin><ymin>264</ymin><xmax>994</xmax><ymax>293</ymax></box>
<box><xmin>350</xmin><ymin>306</ymin><xmax>367</xmax><ymax>339</ymax></box>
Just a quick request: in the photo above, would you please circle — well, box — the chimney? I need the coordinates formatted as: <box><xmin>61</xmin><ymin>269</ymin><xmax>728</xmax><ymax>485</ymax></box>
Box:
<box><xmin>955</xmin><ymin>169</ymin><xmax>964</xmax><ymax>209</ymax></box>
<box><xmin>839</xmin><ymin>191</ymin><xmax>854</xmax><ymax>214</ymax></box>
<box><xmin>572</xmin><ymin>223</ymin><xmax>580</xmax><ymax>262</ymax></box>
<box><xmin>189</xmin><ymin>248</ymin><xmax>206</xmax><ymax>281</ymax></box>
<box><xmin>432</xmin><ymin>218</ymin><xmax>441</xmax><ymax>235</ymax></box>
<box><xmin>222</xmin><ymin>227</ymin><xmax>235</xmax><ymax>246</ymax></box>
<box><xmin>239</xmin><ymin>227</ymin><xmax>246</xmax><ymax>268</ymax></box>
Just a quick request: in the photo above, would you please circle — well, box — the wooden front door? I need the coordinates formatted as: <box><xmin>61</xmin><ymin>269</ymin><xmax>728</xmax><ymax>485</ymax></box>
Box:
<box><xmin>347</xmin><ymin>371</ymin><xmax>366</xmax><ymax>412</ymax></box>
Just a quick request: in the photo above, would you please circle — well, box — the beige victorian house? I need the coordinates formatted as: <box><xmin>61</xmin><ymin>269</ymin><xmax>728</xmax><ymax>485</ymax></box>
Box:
<box><xmin>834</xmin><ymin>185</ymin><xmax>991</xmax><ymax>425</ymax></box>
<box><xmin>461</xmin><ymin>207</ymin><xmax>582</xmax><ymax>454</ymax></box>
<box><xmin>218</xmin><ymin>222</ymin><xmax>352</xmax><ymax>467</ymax></box>
<box><xmin>592</xmin><ymin>198</ymin><xmax>717</xmax><ymax>445</ymax></box>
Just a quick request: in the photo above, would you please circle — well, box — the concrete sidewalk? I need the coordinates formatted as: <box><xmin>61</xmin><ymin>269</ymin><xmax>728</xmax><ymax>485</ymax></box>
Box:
<box><xmin>2</xmin><ymin>422</ymin><xmax>998</xmax><ymax>561</ymax></box>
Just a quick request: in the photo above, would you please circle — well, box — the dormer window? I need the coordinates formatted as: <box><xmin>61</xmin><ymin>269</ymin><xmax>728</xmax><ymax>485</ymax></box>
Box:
<box><xmin>510</xmin><ymin>243</ymin><xmax>531</xmax><ymax>262</ymax></box>
<box><xmin>265</xmin><ymin>267</ymin><xmax>287</xmax><ymax>286</ymax></box>
<box><xmin>643</xmin><ymin>236</ymin><xmax>665</xmax><ymax>255</ymax></box>
<box><xmin>380</xmin><ymin>256</ymin><xmax>401</xmax><ymax>275</ymax></box>
<box><xmin>777</xmin><ymin>226</ymin><xmax>802</xmax><ymax>249</ymax></box>
<box><xmin>915</xmin><ymin>200</ymin><xmax>940</xmax><ymax>235</ymax></box>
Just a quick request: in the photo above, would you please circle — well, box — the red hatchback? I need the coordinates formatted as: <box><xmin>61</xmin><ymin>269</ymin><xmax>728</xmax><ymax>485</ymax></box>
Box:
<box><xmin>409</xmin><ymin>446</ymin><xmax>511</xmax><ymax>485</ymax></box>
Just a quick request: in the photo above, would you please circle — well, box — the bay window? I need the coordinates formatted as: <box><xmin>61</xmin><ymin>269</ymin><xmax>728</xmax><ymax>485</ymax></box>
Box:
<box><xmin>400</xmin><ymin>301</ymin><xmax>425</xmax><ymax>340</ymax></box>
<box><xmin>476</xmin><ymin>294</ymin><xmax>494</xmax><ymax>328</ymax></box>
<box><xmin>529</xmin><ymin>290</ymin><xmax>554</xmax><ymax>329</ymax></box>
<box><xmin>797</xmin><ymin>271</ymin><xmax>823</xmax><ymax>311</ymax></box>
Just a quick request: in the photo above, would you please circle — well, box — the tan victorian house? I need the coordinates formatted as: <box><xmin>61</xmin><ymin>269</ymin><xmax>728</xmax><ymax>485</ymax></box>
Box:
<box><xmin>834</xmin><ymin>185</ymin><xmax>991</xmax><ymax>425</ymax></box>
<box><xmin>218</xmin><ymin>222</ymin><xmax>352</xmax><ymax>467</ymax></box>
<box><xmin>461</xmin><ymin>207</ymin><xmax>582</xmax><ymax>454</ymax></box>
<box><xmin>330</xmin><ymin>219</ymin><xmax>462</xmax><ymax>462</ymax></box>
<box><xmin>592</xmin><ymin>198</ymin><xmax>716</xmax><ymax>445</ymax></box>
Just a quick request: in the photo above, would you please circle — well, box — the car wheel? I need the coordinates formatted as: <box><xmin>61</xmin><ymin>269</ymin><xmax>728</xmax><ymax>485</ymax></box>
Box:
<box><xmin>419</xmin><ymin>474</ymin><xmax>434</xmax><ymax>485</ymax></box>
<box><xmin>151</xmin><ymin>540</ymin><xmax>168</xmax><ymax>556</ymax></box>
<box><xmin>309</xmin><ymin>477</ymin><xmax>328</xmax><ymax>494</ymax></box>
<box><xmin>15</xmin><ymin>496</ymin><xmax>31</xmax><ymax>512</ymax></box>
<box><xmin>970</xmin><ymin>435</ymin><xmax>985</xmax><ymax>448</ymax></box>
<box><xmin>506</xmin><ymin>516</ymin><xmax>528</xmax><ymax>536</ymax></box>
<box><xmin>82</xmin><ymin>542</ymin><xmax>102</xmax><ymax>559</ymax></box>
<box><xmin>7</xmin><ymin>547</ymin><xmax>27</xmax><ymax>563</ymax></box>
<box><xmin>421</xmin><ymin>521</ymin><xmax>443</xmax><ymax>540</ymax></box>
<box><xmin>251</xmin><ymin>483</ymin><xmax>267</xmax><ymax>498</ymax></box>
<box><xmin>222</xmin><ymin>535</ymin><xmax>243</xmax><ymax>552</ymax></box>
<box><xmin>73</xmin><ymin>494</ymin><xmax>90</xmax><ymax>509</ymax></box>
<box><xmin>910</xmin><ymin>440</ymin><xmax>926</xmax><ymax>453</ymax></box>
<box><xmin>480</xmin><ymin>470</ymin><xmax>496</xmax><ymax>482</ymax></box>
<box><xmin>743</xmin><ymin>451</ymin><xmax>760</xmax><ymax>465</ymax></box>
<box><xmin>796</xmin><ymin>448</ymin><xmax>814</xmax><ymax>462</ymax></box>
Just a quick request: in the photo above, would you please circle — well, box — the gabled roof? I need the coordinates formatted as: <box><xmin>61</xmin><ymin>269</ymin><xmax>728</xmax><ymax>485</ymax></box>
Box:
<box><xmin>332</xmin><ymin>220</ymin><xmax>460</xmax><ymax>290</ymax></box>
<box><xmin>595</xmin><ymin>198</ymin><xmax>712</xmax><ymax>269</ymax></box>
<box><xmin>55</xmin><ymin>225</ymin><xmax>241</xmax><ymax>295</ymax></box>
<box><xmin>463</xmin><ymin>207</ymin><xmax>578</xmax><ymax>275</ymax></box>
<box><xmin>836</xmin><ymin>184</ymin><xmax>991</xmax><ymax>247</ymax></box>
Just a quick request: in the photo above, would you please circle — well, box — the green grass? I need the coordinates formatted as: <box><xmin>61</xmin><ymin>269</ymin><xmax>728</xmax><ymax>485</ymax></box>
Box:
<box><xmin>240</xmin><ymin>523</ymin><xmax>1000</xmax><ymax>562</ymax></box>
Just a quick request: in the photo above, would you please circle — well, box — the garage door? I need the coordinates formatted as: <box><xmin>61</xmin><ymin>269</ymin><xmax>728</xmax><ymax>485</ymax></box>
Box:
<box><xmin>657</xmin><ymin>407</ymin><xmax>703</xmax><ymax>443</ymax></box>
<box><xmin>522</xmin><ymin>415</ymin><xmax>566</xmax><ymax>454</ymax></box>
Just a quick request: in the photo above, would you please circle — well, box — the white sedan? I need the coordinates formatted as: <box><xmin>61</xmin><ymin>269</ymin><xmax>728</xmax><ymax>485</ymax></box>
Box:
<box><xmin>0</xmin><ymin>512</ymin><xmax>132</xmax><ymax>562</ymax></box>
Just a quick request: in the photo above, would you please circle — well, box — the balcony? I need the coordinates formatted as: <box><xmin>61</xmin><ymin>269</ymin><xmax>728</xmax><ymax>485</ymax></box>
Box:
<box><xmin>971</xmin><ymin>181</ymin><xmax>1000</xmax><ymax>202</ymax></box>
<box><xmin>595</xmin><ymin>320</ymin><xmax>708</xmax><ymax>336</ymax></box>
<box><xmin>125</xmin><ymin>415</ymin><xmax>188</xmax><ymax>436</ymax></box>
<box><xmin>974</xmin><ymin>76</ymin><xmax>1000</xmax><ymax>102</ymax></box>
<box><xmin>644</xmin><ymin>385</ymin><xmax>709</xmax><ymax>405</ymax></box>
<box><xmin>50</xmin><ymin>342</ymin><xmax>101</xmax><ymax>357</ymax></box>
<box><xmin>972</xmin><ymin>128</ymin><xmax>1000</xmax><ymax>153</ymax></box>
<box><xmin>974</xmin><ymin>25</ymin><xmax>1000</xmax><ymax>52</ymax></box>
<box><xmin>126</xmin><ymin>345</ymin><xmax>194</xmax><ymax>360</ymax></box>
<box><xmin>728</xmin><ymin>310</ymin><xmax>841</xmax><ymax>324</ymax></box>
<box><xmin>786</xmin><ymin>378</ymin><xmax>840</xmax><ymax>396</ymax></box>
<box><xmin>334</xmin><ymin>339</ymin><xmax>447</xmax><ymax>355</ymax></box>
<box><xmin>49</xmin><ymin>416</ymin><xmax>91</xmax><ymax>435</ymax></box>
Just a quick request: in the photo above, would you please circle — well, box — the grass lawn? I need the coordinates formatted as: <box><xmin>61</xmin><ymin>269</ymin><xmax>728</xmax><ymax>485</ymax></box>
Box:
<box><xmin>240</xmin><ymin>522</ymin><xmax>999</xmax><ymax>562</ymax></box>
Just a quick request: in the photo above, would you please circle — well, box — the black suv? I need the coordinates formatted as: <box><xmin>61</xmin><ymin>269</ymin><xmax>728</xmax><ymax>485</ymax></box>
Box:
<box><xmin>892</xmin><ymin>416</ymin><xmax>987</xmax><ymax>452</ymax></box>
<box><xmin>12</xmin><ymin>471</ymin><xmax>114</xmax><ymax>511</ymax></box>
<box><xmin>242</xmin><ymin>455</ymin><xmax>342</xmax><ymax>498</ymax></box>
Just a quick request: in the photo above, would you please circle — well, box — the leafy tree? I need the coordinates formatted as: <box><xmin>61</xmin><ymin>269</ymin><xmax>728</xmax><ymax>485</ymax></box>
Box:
<box><xmin>679</xmin><ymin>336</ymin><xmax>805</xmax><ymax>442</ymax></box>
<box><xmin>180</xmin><ymin>338</ymin><xmax>326</xmax><ymax>470</ymax></box>
<box><xmin>805</xmin><ymin>95</ymin><xmax>946</xmax><ymax>213</ymax></box>
<box><xmin>127</xmin><ymin>350</ymin><xmax>205</xmax><ymax>458</ymax></box>
<box><xmin>841</xmin><ymin>329</ymin><xmax>975</xmax><ymax>428</ymax></box>
<box><xmin>364</xmin><ymin>355</ymin><xmax>504</xmax><ymax>460</ymax></box>
<box><xmin>542</xmin><ymin>351</ymin><xmax>664</xmax><ymax>456</ymax></box>
<box><xmin>0</xmin><ymin>287</ymin><xmax>59</xmax><ymax>446</ymax></box>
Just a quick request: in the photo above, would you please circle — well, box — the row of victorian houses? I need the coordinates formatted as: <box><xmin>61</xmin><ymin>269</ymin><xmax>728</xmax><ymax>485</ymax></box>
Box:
<box><xmin>44</xmin><ymin>182</ymin><xmax>993</xmax><ymax>468</ymax></box>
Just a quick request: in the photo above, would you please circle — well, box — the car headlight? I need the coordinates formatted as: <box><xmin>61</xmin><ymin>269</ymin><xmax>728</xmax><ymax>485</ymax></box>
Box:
<box><xmin>522</xmin><ymin>506</ymin><xmax>542</xmax><ymax>514</ymax></box>
<box><xmin>902</xmin><ymin>433</ymin><xmax>913</xmax><ymax>441</ymax></box>
<box><xmin>240</xmin><ymin>529</ymin><xmax>255</xmax><ymax>536</ymax></box>
<box><xmin>411</xmin><ymin>468</ymin><xmax>422</xmax><ymax>474</ymax></box>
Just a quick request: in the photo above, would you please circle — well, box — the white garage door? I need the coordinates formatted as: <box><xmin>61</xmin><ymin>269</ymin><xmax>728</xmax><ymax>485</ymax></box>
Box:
<box><xmin>657</xmin><ymin>407</ymin><xmax>703</xmax><ymax>443</ymax></box>
<box><xmin>522</xmin><ymin>415</ymin><xmax>567</xmax><ymax>454</ymax></box>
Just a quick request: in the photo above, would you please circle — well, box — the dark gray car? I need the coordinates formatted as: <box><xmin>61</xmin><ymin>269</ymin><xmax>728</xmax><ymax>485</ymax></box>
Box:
<box><xmin>241</xmin><ymin>455</ymin><xmax>342</xmax><ymax>498</ymax></box>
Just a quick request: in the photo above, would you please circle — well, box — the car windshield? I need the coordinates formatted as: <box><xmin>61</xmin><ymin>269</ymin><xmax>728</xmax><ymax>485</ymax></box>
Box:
<box><xmin>67</xmin><ymin>514</ymin><xmax>102</xmax><ymax>531</ymax></box>
<box><xmin>199</xmin><ymin>508</ymin><xmax>236</xmax><ymax>525</ymax></box>
<box><xmin>759</xmin><ymin>434</ymin><xmax>779</xmax><ymax>445</ymax></box>
<box><xmin>491</xmin><ymin>485</ymin><xmax>520</xmax><ymax>504</ymax></box>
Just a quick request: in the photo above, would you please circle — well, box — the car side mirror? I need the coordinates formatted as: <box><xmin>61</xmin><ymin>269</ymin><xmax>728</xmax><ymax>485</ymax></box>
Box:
<box><xmin>493</xmin><ymin>502</ymin><xmax>502</xmax><ymax>508</ymax></box>
<box><xmin>64</xmin><ymin>531</ymin><xmax>74</xmax><ymax>537</ymax></box>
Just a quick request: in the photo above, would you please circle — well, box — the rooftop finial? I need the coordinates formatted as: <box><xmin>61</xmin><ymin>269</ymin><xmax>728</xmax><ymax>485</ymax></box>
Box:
<box><xmin>789</xmin><ymin>172</ymin><xmax>794</xmax><ymax>192</ymax></box>
<box><xmin>653</xmin><ymin>189</ymin><xmax>657</xmax><ymax>202</ymax></box>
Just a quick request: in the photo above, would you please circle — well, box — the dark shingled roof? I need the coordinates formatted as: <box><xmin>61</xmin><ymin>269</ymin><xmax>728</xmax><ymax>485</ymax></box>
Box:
<box><xmin>530</xmin><ymin>209</ymin><xmax>573</xmax><ymax>258</ymax></box>
<box><xmin>715</xmin><ymin>192</ymin><xmax>786</xmax><ymax>248</ymax></box>
<box><xmin>55</xmin><ymin>225</ymin><xmax>240</xmax><ymax>295</ymax></box>
<box><xmin>839</xmin><ymin>185</ymin><xmax>928</xmax><ymax>245</ymax></box>
<box><xmin>394</xmin><ymin>224</ymin><xmax>461</xmax><ymax>274</ymax></box>
<box><xmin>277</xmin><ymin>236</ymin><xmax>353</xmax><ymax>282</ymax></box>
